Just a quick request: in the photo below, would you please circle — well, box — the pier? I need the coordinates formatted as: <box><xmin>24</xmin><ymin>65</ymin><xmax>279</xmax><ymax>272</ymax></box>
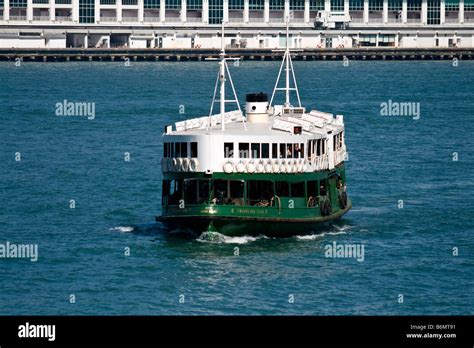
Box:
<box><xmin>1</xmin><ymin>47</ymin><xmax>472</xmax><ymax>62</ymax></box>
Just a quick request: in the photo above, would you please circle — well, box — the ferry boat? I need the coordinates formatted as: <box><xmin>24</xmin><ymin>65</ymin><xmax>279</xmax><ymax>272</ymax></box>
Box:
<box><xmin>157</xmin><ymin>20</ymin><xmax>351</xmax><ymax>237</ymax></box>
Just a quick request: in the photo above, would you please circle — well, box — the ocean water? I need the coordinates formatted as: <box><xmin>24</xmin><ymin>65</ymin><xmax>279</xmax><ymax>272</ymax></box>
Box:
<box><xmin>0</xmin><ymin>60</ymin><xmax>473</xmax><ymax>315</ymax></box>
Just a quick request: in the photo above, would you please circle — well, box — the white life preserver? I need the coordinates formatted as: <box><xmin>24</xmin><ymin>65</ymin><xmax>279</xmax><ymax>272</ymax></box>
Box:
<box><xmin>272</xmin><ymin>160</ymin><xmax>280</xmax><ymax>173</ymax></box>
<box><xmin>280</xmin><ymin>160</ymin><xmax>287</xmax><ymax>173</ymax></box>
<box><xmin>223</xmin><ymin>160</ymin><xmax>234</xmax><ymax>174</ymax></box>
<box><xmin>286</xmin><ymin>160</ymin><xmax>293</xmax><ymax>173</ymax></box>
<box><xmin>178</xmin><ymin>158</ymin><xmax>184</xmax><ymax>172</ymax></box>
<box><xmin>172</xmin><ymin>158</ymin><xmax>179</xmax><ymax>171</ymax></box>
<box><xmin>237</xmin><ymin>161</ymin><xmax>245</xmax><ymax>173</ymax></box>
<box><xmin>300</xmin><ymin>159</ymin><xmax>307</xmax><ymax>172</ymax></box>
<box><xmin>264</xmin><ymin>160</ymin><xmax>273</xmax><ymax>173</ymax></box>
<box><xmin>182</xmin><ymin>158</ymin><xmax>190</xmax><ymax>172</ymax></box>
<box><xmin>256</xmin><ymin>160</ymin><xmax>265</xmax><ymax>173</ymax></box>
<box><xmin>247</xmin><ymin>160</ymin><xmax>256</xmax><ymax>174</ymax></box>
<box><xmin>190</xmin><ymin>158</ymin><xmax>199</xmax><ymax>172</ymax></box>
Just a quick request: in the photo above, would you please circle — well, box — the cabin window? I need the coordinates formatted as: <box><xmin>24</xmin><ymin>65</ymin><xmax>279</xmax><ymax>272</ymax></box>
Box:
<box><xmin>212</xmin><ymin>179</ymin><xmax>228</xmax><ymax>204</ymax></box>
<box><xmin>169</xmin><ymin>179</ymin><xmax>183</xmax><ymax>205</ymax></box>
<box><xmin>162</xmin><ymin>180</ymin><xmax>170</xmax><ymax>206</ymax></box>
<box><xmin>275</xmin><ymin>181</ymin><xmax>289</xmax><ymax>197</ymax></box>
<box><xmin>290</xmin><ymin>182</ymin><xmax>305</xmax><ymax>198</ymax></box>
<box><xmin>191</xmin><ymin>142</ymin><xmax>198</xmax><ymax>158</ymax></box>
<box><xmin>198</xmin><ymin>179</ymin><xmax>211</xmax><ymax>203</ymax></box>
<box><xmin>272</xmin><ymin>143</ymin><xmax>278</xmax><ymax>159</ymax></box>
<box><xmin>279</xmin><ymin>143</ymin><xmax>286</xmax><ymax>158</ymax></box>
<box><xmin>246</xmin><ymin>180</ymin><xmax>273</xmax><ymax>206</ymax></box>
<box><xmin>224</xmin><ymin>142</ymin><xmax>234</xmax><ymax>158</ymax></box>
<box><xmin>184</xmin><ymin>179</ymin><xmax>198</xmax><ymax>204</ymax></box>
<box><xmin>286</xmin><ymin>144</ymin><xmax>293</xmax><ymax>159</ymax></box>
<box><xmin>300</xmin><ymin>143</ymin><xmax>304</xmax><ymax>159</ymax></box>
<box><xmin>164</xmin><ymin>143</ymin><xmax>168</xmax><ymax>158</ymax></box>
<box><xmin>251</xmin><ymin>143</ymin><xmax>260</xmax><ymax>159</ymax></box>
<box><xmin>230</xmin><ymin>180</ymin><xmax>245</xmax><ymax>205</ymax></box>
<box><xmin>174</xmin><ymin>142</ymin><xmax>180</xmax><ymax>157</ymax></box>
<box><xmin>211</xmin><ymin>180</ymin><xmax>245</xmax><ymax>205</ymax></box>
<box><xmin>181</xmin><ymin>142</ymin><xmax>188</xmax><ymax>157</ymax></box>
<box><xmin>307</xmin><ymin>180</ymin><xmax>318</xmax><ymax>198</ymax></box>
<box><xmin>239</xmin><ymin>143</ymin><xmax>249</xmax><ymax>158</ymax></box>
<box><xmin>170</xmin><ymin>143</ymin><xmax>175</xmax><ymax>157</ymax></box>
<box><xmin>261</xmin><ymin>143</ymin><xmax>269</xmax><ymax>159</ymax></box>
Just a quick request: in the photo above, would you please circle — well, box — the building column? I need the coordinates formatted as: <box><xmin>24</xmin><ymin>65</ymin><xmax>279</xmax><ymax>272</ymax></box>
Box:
<box><xmin>383</xmin><ymin>0</ymin><xmax>388</xmax><ymax>23</ymax></box>
<box><xmin>421</xmin><ymin>0</ymin><xmax>427</xmax><ymax>24</ymax></box>
<box><xmin>27</xmin><ymin>0</ymin><xmax>33</xmax><ymax>20</ymax></box>
<box><xmin>324</xmin><ymin>0</ymin><xmax>330</xmax><ymax>11</ymax></box>
<box><xmin>395</xmin><ymin>32</ymin><xmax>399</xmax><ymax>46</ymax></box>
<box><xmin>440</xmin><ymin>0</ymin><xmax>445</xmax><ymax>24</ymax></box>
<box><xmin>72</xmin><ymin>0</ymin><xmax>79</xmax><ymax>21</ymax></box>
<box><xmin>50</xmin><ymin>0</ymin><xmax>56</xmax><ymax>20</ymax></box>
<box><xmin>244</xmin><ymin>0</ymin><xmax>249</xmax><ymax>22</ymax></box>
<box><xmin>202</xmin><ymin>0</ymin><xmax>208</xmax><ymax>23</ymax></box>
<box><xmin>138</xmin><ymin>0</ymin><xmax>144</xmax><ymax>21</ymax></box>
<box><xmin>402</xmin><ymin>0</ymin><xmax>407</xmax><ymax>23</ymax></box>
<box><xmin>4</xmin><ymin>0</ymin><xmax>10</xmax><ymax>20</ymax></box>
<box><xmin>117</xmin><ymin>0</ymin><xmax>123</xmax><ymax>21</ymax></box>
<box><xmin>94</xmin><ymin>0</ymin><xmax>99</xmax><ymax>22</ymax></box>
<box><xmin>160</xmin><ymin>0</ymin><xmax>165</xmax><ymax>21</ymax></box>
<box><xmin>363</xmin><ymin>0</ymin><xmax>369</xmax><ymax>23</ymax></box>
<box><xmin>181</xmin><ymin>0</ymin><xmax>186</xmax><ymax>21</ymax></box>
<box><xmin>223</xmin><ymin>0</ymin><xmax>229</xmax><ymax>22</ymax></box>
<box><xmin>304</xmin><ymin>0</ymin><xmax>310</xmax><ymax>22</ymax></box>
<box><xmin>84</xmin><ymin>33</ymin><xmax>89</xmax><ymax>47</ymax></box>
<box><xmin>344</xmin><ymin>0</ymin><xmax>349</xmax><ymax>15</ymax></box>
<box><xmin>285</xmin><ymin>0</ymin><xmax>290</xmax><ymax>19</ymax></box>
<box><xmin>264</xmin><ymin>0</ymin><xmax>269</xmax><ymax>22</ymax></box>
<box><xmin>459</xmin><ymin>0</ymin><xmax>464</xmax><ymax>23</ymax></box>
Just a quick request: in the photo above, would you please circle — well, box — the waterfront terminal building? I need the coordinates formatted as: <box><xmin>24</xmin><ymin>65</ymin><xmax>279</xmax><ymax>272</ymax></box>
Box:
<box><xmin>0</xmin><ymin>0</ymin><xmax>473</xmax><ymax>49</ymax></box>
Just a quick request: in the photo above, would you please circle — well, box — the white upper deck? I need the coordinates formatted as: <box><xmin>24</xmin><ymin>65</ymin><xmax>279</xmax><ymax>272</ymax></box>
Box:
<box><xmin>161</xmin><ymin>20</ymin><xmax>347</xmax><ymax>175</ymax></box>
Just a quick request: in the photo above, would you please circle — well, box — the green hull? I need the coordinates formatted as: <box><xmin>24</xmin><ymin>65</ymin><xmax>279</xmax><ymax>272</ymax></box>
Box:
<box><xmin>157</xmin><ymin>200</ymin><xmax>351</xmax><ymax>237</ymax></box>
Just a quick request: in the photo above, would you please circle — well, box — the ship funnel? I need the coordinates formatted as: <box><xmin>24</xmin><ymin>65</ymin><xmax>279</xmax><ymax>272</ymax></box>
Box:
<box><xmin>245</xmin><ymin>93</ymin><xmax>269</xmax><ymax>123</ymax></box>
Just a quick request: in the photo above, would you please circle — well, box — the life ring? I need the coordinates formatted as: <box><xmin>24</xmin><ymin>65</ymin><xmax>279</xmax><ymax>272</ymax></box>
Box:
<box><xmin>272</xmin><ymin>160</ymin><xmax>280</xmax><ymax>173</ymax></box>
<box><xmin>256</xmin><ymin>160</ymin><xmax>265</xmax><ymax>173</ymax></box>
<box><xmin>237</xmin><ymin>161</ymin><xmax>245</xmax><ymax>173</ymax></box>
<box><xmin>172</xmin><ymin>158</ymin><xmax>179</xmax><ymax>171</ymax></box>
<box><xmin>223</xmin><ymin>161</ymin><xmax>234</xmax><ymax>174</ymax></box>
<box><xmin>182</xmin><ymin>158</ymin><xmax>190</xmax><ymax>172</ymax></box>
<box><xmin>264</xmin><ymin>160</ymin><xmax>273</xmax><ymax>173</ymax></box>
<box><xmin>286</xmin><ymin>161</ymin><xmax>293</xmax><ymax>173</ymax></box>
<box><xmin>280</xmin><ymin>160</ymin><xmax>287</xmax><ymax>173</ymax></box>
<box><xmin>339</xmin><ymin>190</ymin><xmax>348</xmax><ymax>209</ymax></box>
<box><xmin>189</xmin><ymin>158</ymin><xmax>199</xmax><ymax>172</ymax></box>
<box><xmin>247</xmin><ymin>160</ymin><xmax>256</xmax><ymax>173</ymax></box>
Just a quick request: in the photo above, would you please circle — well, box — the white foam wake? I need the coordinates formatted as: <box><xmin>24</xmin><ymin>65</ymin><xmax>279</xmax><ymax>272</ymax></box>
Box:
<box><xmin>197</xmin><ymin>232</ymin><xmax>267</xmax><ymax>244</ymax></box>
<box><xmin>109</xmin><ymin>226</ymin><xmax>134</xmax><ymax>233</ymax></box>
<box><xmin>295</xmin><ymin>225</ymin><xmax>353</xmax><ymax>241</ymax></box>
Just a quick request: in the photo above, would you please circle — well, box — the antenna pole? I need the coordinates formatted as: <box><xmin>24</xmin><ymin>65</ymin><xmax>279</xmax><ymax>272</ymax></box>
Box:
<box><xmin>220</xmin><ymin>21</ymin><xmax>226</xmax><ymax>131</ymax></box>
<box><xmin>285</xmin><ymin>17</ymin><xmax>290</xmax><ymax>107</ymax></box>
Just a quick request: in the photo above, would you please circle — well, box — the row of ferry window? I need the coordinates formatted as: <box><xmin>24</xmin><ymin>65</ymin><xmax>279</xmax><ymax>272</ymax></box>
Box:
<box><xmin>163</xmin><ymin>142</ymin><xmax>198</xmax><ymax>158</ymax></box>
<box><xmin>162</xmin><ymin>177</ymin><xmax>344</xmax><ymax>207</ymax></box>
<box><xmin>163</xmin><ymin>133</ymin><xmax>342</xmax><ymax>159</ymax></box>
<box><xmin>224</xmin><ymin>140</ymin><xmax>329</xmax><ymax>159</ymax></box>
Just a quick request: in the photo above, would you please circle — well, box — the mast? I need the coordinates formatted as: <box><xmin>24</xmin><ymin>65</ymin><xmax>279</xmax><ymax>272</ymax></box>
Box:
<box><xmin>220</xmin><ymin>20</ymin><xmax>226</xmax><ymax>131</ymax></box>
<box><xmin>270</xmin><ymin>16</ymin><xmax>302</xmax><ymax>109</ymax></box>
<box><xmin>208</xmin><ymin>21</ymin><xmax>245</xmax><ymax>131</ymax></box>
<box><xmin>285</xmin><ymin>18</ymin><xmax>290</xmax><ymax>107</ymax></box>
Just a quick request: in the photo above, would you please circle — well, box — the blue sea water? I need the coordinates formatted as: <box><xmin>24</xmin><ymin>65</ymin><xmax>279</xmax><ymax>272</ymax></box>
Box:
<box><xmin>0</xmin><ymin>60</ymin><xmax>473</xmax><ymax>315</ymax></box>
